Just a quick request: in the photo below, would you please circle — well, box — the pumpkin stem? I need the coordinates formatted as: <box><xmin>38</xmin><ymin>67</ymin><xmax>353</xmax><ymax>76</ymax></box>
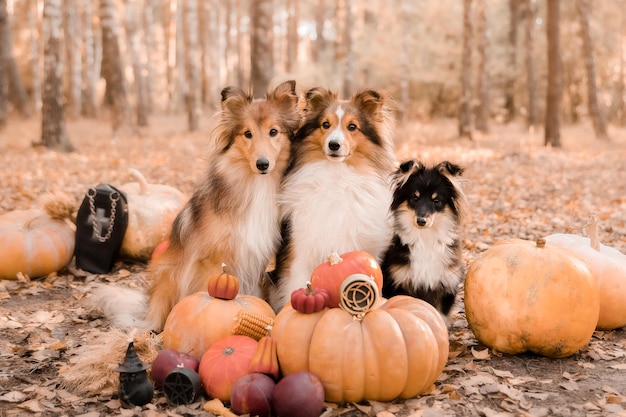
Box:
<box><xmin>584</xmin><ymin>214</ymin><xmax>601</xmax><ymax>252</ymax></box>
<box><xmin>305</xmin><ymin>281</ymin><xmax>314</xmax><ymax>295</ymax></box>
<box><xmin>327</xmin><ymin>252</ymin><xmax>343</xmax><ymax>266</ymax></box>
<box><xmin>535</xmin><ymin>238</ymin><xmax>546</xmax><ymax>248</ymax></box>
<box><xmin>128</xmin><ymin>168</ymin><xmax>149</xmax><ymax>195</ymax></box>
<box><xmin>221</xmin><ymin>263</ymin><xmax>228</xmax><ymax>273</ymax></box>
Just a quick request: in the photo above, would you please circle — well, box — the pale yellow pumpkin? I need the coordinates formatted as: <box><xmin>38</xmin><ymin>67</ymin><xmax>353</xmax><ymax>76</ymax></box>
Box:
<box><xmin>464</xmin><ymin>238</ymin><xmax>599</xmax><ymax>358</ymax></box>
<box><xmin>118</xmin><ymin>168</ymin><xmax>187</xmax><ymax>261</ymax></box>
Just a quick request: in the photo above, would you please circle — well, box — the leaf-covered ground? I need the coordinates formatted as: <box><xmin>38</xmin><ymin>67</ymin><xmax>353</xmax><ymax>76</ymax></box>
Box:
<box><xmin>1</xmin><ymin>116</ymin><xmax>626</xmax><ymax>417</ymax></box>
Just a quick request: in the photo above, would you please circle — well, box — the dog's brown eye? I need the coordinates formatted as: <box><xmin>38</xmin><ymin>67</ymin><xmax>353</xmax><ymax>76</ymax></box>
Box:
<box><xmin>433</xmin><ymin>199</ymin><xmax>442</xmax><ymax>207</ymax></box>
<box><xmin>347</xmin><ymin>123</ymin><xmax>357</xmax><ymax>131</ymax></box>
<box><xmin>322</xmin><ymin>121</ymin><xmax>330</xmax><ymax>129</ymax></box>
<box><xmin>244</xmin><ymin>131</ymin><xmax>253</xmax><ymax>139</ymax></box>
<box><xmin>269</xmin><ymin>128</ymin><xmax>278</xmax><ymax>137</ymax></box>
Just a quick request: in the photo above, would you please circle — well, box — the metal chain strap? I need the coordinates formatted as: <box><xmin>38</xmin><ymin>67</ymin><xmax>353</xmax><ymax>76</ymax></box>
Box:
<box><xmin>87</xmin><ymin>188</ymin><xmax>119</xmax><ymax>243</ymax></box>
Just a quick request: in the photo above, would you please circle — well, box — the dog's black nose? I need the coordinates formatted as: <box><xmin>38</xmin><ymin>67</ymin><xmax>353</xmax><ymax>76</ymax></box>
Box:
<box><xmin>416</xmin><ymin>217</ymin><xmax>427</xmax><ymax>226</ymax></box>
<box><xmin>256</xmin><ymin>158</ymin><xmax>270</xmax><ymax>171</ymax></box>
<box><xmin>328</xmin><ymin>141</ymin><xmax>341</xmax><ymax>151</ymax></box>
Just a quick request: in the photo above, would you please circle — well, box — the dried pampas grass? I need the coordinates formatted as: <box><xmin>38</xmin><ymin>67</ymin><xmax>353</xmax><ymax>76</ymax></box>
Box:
<box><xmin>59</xmin><ymin>328</ymin><xmax>161</xmax><ymax>396</ymax></box>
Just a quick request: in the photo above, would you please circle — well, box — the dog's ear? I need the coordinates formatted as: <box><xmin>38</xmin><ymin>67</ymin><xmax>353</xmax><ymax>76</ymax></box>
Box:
<box><xmin>268</xmin><ymin>80</ymin><xmax>298</xmax><ymax>108</ymax></box>
<box><xmin>392</xmin><ymin>159</ymin><xmax>421</xmax><ymax>189</ymax></box>
<box><xmin>437</xmin><ymin>161</ymin><xmax>463</xmax><ymax>177</ymax></box>
<box><xmin>220</xmin><ymin>86</ymin><xmax>253</xmax><ymax>114</ymax></box>
<box><xmin>399</xmin><ymin>160</ymin><xmax>415</xmax><ymax>173</ymax></box>
<box><xmin>304</xmin><ymin>87</ymin><xmax>336</xmax><ymax>114</ymax></box>
<box><xmin>352</xmin><ymin>89</ymin><xmax>386</xmax><ymax>117</ymax></box>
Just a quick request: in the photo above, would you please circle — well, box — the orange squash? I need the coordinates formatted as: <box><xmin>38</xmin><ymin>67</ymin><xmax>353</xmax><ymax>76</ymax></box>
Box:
<box><xmin>207</xmin><ymin>264</ymin><xmax>240</xmax><ymax>300</ymax></box>
<box><xmin>162</xmin><ymin>277</ymin><xmax>275</xmax><ymax>360</ymax></box>
<box><xmin>545</xmin><ymin>217</ymin><xmax>626</xmax><ymax>330</ymax></box>
<box><xmin>0</xmin><ymin>195</ymin><xmax>75</xmax><ymax>280</ymax></box>
<box><xmin>464</xmin><ymin>238</ymin><xmax>599</xmax><ymax>358</ymax></box>
<box><xmin>272</xmin><ymin>277</ymin><xmax>448</xmax><ymax>403</ymax></box>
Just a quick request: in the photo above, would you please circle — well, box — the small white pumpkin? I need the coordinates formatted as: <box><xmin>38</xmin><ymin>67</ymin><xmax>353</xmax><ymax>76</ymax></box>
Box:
<box><xmin>119</xmin><ymin>169</ymin><xmax>187</xmax><ymax>261</ymax></box>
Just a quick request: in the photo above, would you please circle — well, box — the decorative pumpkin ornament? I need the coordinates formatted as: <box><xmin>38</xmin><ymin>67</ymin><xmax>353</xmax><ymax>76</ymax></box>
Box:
<box><xmin>272</xmin><ymin>277</ymin><xmax>448</xmax><ymax>403</ymax></box>
<box><xmin>0</xmin><ymin>193</ymin><xmax>75</xmax><ymax>280</ymax></box>
<box><xmin>290</xmin><ymin>282</ymin><xmax>329</xmax><ymax>314</ymax></box>
<box><xmin>198</xmin><ymin>335</ymin><xmax>259</xmax><ymax>401</ymax></box>
<box><xmin>248</xmin><ymin>336</ymin><xmax>280</xmax><ymax>379</ymax></box>
<box><xmin>309</xmin><ymin>250</ymin><xmax>383</xmax><ymax>308</ymax></box>
<box><xmin>464</xmin><ymin>238</ymin><xmax>599</xmax><ymax>358</ymax></box>
<box><xmin>545</xmin><ymin>216</ymin><xmax>626</xmax><ymax>330</ymax></box>
<box><xmin>207</xmin><ymin>264</ymin><xmax>240</xmax><ymax>300</ymax></box>
<box><xmin>119</xmin><ymin>168</ymin><xmax>187</xmax><ymax>261</ymax></box>
<box><xmin>162</xmin><ymin>276</ymin><xmax>275</xmax><ymax>359</ymax></box>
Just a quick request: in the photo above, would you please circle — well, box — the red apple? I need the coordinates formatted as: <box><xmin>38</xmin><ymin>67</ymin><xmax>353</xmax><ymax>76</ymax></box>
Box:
<box><xmin>230</xmin><ymin>373</ymin><xmax>276</xmax><ymax>417</ymax></box>
<box><xmin>272</xmin><ymin>372</ymin><xmax>325</xmax><ymax>417</ymax></box>
<box><xmin>151</xmin><ymin>348</ymin><xmax>200</xmax><ymax>388</ymax></box>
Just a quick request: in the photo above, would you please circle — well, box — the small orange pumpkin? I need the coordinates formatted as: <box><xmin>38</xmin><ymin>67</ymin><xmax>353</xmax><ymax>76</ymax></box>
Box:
<box><xmin>207</xmin><ymin>264</ymin><xmax>240</xmax><ymax>300</ymax></box>
<box><xmin>465</xmin><ymin>238</ymin><xmax>599</xmax><ymax>358</ymax></box>
<box><xmin>309</xmin><ymin>251</ymin><xmax>383</xmax><ymax>308</ymax></box>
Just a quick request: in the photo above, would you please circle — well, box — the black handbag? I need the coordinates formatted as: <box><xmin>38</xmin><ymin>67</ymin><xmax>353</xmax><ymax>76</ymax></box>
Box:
<box><xmin>74</xmin><ymin>184</ymin><xmax>129</xmax><ymax>274</ymax></box>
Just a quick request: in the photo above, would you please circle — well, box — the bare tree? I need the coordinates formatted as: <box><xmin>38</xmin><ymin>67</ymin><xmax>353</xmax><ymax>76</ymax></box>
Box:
<box><xmin>28</xmin><ymin>0</ymin><xmax>41</xmax><ymax>112</ymax></box>
<box><xmin>311</xmin><ymin>0</ymin><xmax>325</xmax><ymax>64</ymax></box>
<box><xmin>576</xmin><ymin>0</ymin><xmax>608</xmax><ymax>140</ymax></box>
<box><xmin>399</xmin><ymin>0</ymin><xmax>411</xmax><ymax>125</ymax></box>
<box><xmin>523</xmin><ymin>0</ymin><xmax>539</xmax><ymax>128</ymax></box>
<box><xmin>545</xmin><ymin>0</ymin><xmax>561</xmax><ymax>147</ymax></box>
<box><xmin>63</xmin><ymin>0</ymin><xmax>81</xmax><ymax>119</ymax></box>
<box><xmin>41</xmin><ymin>0</ymin><xmax>74</xmax><ymax>151</ymax></box>
<box><xmin>285</xmin><ymin>0</ymin><xmax>299</xmax><ymax>72</ymax></box>
<box><xmin>458</xmin><ymin>0</ymin><xmax>473</xmax><ymax>139</ymax></box>
<box><xmin>81</xmin><ymin>0</ymin><xmax>97</xmax><ymax>117</ymax></box>
<box><xmin>2</xmin><ymin>1</ymin><xmax>30</xmax><ymax>119</ymax></box>
<box><xmin>504</xmin><ymin>0</ymin><xmax>519</xmax><ymax>122</ymax></box>
<box><xmin>474</xmin><ymin>0</ymin><xmax>490</xmax><ymax>133</ymax></box>
<box><xmin>0</xmin><ymin>0</ymin><xmax>8</xmax><ymax>128</ymax></box>
<box><xmin>250</xmin><ymin>0</ymin><xmax>273</xmax><ymax>97</ymax></box>
<box><xmin>341</xmin><ymin>0</ymin><xmax>354</xmax><ymax>99</ymax></box>
<box><xmin>125</xmin><ymin>0</ymin><xmax>149</xmax><ymax>126</ymax></box>
<box><xmin>183</xmin><ymin>0</ymin><xmax>201</xmax><ymax>131</ymax></box>
<box><xmin>616</xmin><ymin>3</ymin><xmax>625</xmax><ymax>126</ymax></box>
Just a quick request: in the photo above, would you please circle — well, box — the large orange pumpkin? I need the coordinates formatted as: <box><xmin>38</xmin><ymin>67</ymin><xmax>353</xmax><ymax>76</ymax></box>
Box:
<box><xmin>162</xmin><ymin>278</ymin><xmax>275</xmax><ymax>360</ymax></box>
<box><xmin>546</xmin><ymin>220</ymin><xmax>626</xmax><ymax>330</ymax></box>
<box><xmin>272</xmin><ymin>276</ymin><xmax>448</xmax><ymax>403</ymax></box>
<box><xmin>464</xmin><ymin>238</ymin><xmax>599</xmax><ymax>358</ymax></box>
<box><xmin>0</xmin><ymin>196</ymin><xmax>75</xmax><ymax>280</ymax></box>
<box><xmin>119</xmin><ymin>168</ymin><xmax>187</xmax><ymax>261</ymax></box>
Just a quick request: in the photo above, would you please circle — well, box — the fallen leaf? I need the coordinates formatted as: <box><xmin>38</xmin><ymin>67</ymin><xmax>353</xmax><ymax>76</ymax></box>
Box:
<box><xmin>0</xmin><ymin>391</ymin><xmax>27</xmax><ymax>402</ymax></box>
<box><xmin>471</xmin><ymin>347</ymin><xmax>491</xmax><ymax>360</ymax></box>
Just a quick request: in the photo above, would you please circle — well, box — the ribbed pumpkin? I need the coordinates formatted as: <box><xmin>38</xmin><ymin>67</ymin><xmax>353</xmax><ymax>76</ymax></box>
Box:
<box><xmin>465</xmin><ymin>238</ymin><xmax>599</xmax><ymax>358</ymax></box>
<box><xmin>545</xmin><ymin>218</ymin><xmax>626</xmax><ymax>330</ymax></box>
<box><xmin>119</xmin><ymin>168</ymin><xmax>187</xmax><ymax>261</ymax></box>
<box><xmin>272</xmin><ymin>276</ymin><xmax>449</xmax><ymax>403</ymax></box>
<box><xmin>0</xmin><ymin>195</ymin><xmax>75</xmax><ymax>280</ymax></box>
<box><xmin>162</xmin><ymin>275</ymin><xmax>275</xmax><ymax>360</ymax></box>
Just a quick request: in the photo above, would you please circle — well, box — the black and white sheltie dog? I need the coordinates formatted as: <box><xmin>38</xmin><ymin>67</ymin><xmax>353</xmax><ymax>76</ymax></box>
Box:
<box><xmin>268</xmin><ymin>87</ymin><xmax>397</xmax><ymax>311</ymax></box>
<box><xmin>381</xmin><ymin>159</ymin><xmax>467</xmax><ymax>321</ymax></box>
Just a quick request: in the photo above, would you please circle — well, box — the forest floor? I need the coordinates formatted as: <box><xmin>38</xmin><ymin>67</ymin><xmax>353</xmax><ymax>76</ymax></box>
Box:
<box><xmin>1</xmin><ymin>114</ymin><xmax>626</xmax><ymax>417</ymax></box>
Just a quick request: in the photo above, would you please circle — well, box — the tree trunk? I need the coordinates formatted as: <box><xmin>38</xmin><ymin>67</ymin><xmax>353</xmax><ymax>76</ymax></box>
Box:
<box><xmin>399</xmin><ymin>0</ymin><xmax>411</xmax><ymax>125</ymax></box>
<box><xmin>64</xmin><ymin>0</ymin><xmax>81</xmax><ymax>119</ymax></box>
<box><xmin>458</xmin><ymin>0</ymin><xmax>473</xmax><ymax>139</ymax></box>
<box><xmin>311</xmin><ymin>0</ymin><xmax>325</xmax><ymax>64</ymax></box>
<box><xmin>81</xmin><ymin>0</ymin><xmax>97</xmax><ymax>117</ymax></box>
<box><xmin>0</xmin><ymin>0</ymin><xmax>8</xmax><ymax>128</ymax></box>
<box><xmin>545</xmin><ymin>0</ymin><xmax>561</xmax><ymax>147</ymax></box>
<box><xmin>474</xmin><ymin>0</ymin><xmax>490</xmax><ymax>133</ymax></box>
<box><xmin>125</xmin><ymin>0</ymin><xmax>149</xmax><ymax>126</ymax></box>
<box><xmin>235</xmin><ymin>0</ymin><xmax>245</xmax><ymax>87</ymax></box>
<box><xmin>28</xmin><ymin>0</ymin><xmax>42</xmax><ymax>112</ymax></box>
<box><xmin>523</xmin><ymin>0</ymin><xmax>539</xmax><ymax>128</ymax></box>
<box><xmin>616</xmin><ymin>5</ymin><xmax>625</xmax><ymax>126</ymax></box>
<box><xmin>183</xmin><ymin>0</ymin><xmax>201</xmax><ymax>131</ymax></box>
<box><xmin>100</xmin><ymin>0</ymin><xmax>129</xmax><ymax>132</ymax></box>
<box><xmin>341</xmin><ymin>0</ymin><xmax>353</xmax><ymax>99</ymax></box>
<box><xmin>504</xmin><ymin>0</ymin><xmax>518</xmax><ymax>122</ymax></box>
<box><xmin>285</xmin><ymin>0</ymin><xmax>299</xmax><ymax>73</ymax></box>
<box><xmin>250</xmin><ymin>0</ymin><xmax>273</xmax><ymax>97</ymax></box>
<box><xmin>576</xmin><ymin>0</ymin><xmax>609</xmax><ymax>140</ymax></box>
<box><xmin>41</xmin><ymin>0</ymin><xmax>73</xmax><ymax>151</ymax></box>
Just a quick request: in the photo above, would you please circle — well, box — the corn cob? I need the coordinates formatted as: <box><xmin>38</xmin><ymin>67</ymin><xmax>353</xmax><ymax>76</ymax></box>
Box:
<box><xmin>233</xmin><ymin>310</ymin><xmax>274</xmax><ymax>340</ymax></box>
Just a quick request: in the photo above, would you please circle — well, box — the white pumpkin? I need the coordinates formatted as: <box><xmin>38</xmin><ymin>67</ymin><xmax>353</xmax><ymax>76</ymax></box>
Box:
<box><xmin>119</xmin><ymin>169</ymin><xmax>187</xmax><ymax>261</ymax></box>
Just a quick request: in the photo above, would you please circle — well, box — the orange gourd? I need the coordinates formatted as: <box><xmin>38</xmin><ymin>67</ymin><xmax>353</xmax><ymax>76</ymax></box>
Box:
<box><xmin>248</xmin><ymin>336</ymin><xmax>280</xmax><ymax>379</ymax></box>
<box><xmin>207</xmin><ymin>264</ymin><xmax>240</xmax><ymax>300</ymax></box>
<box><xmin>464</xmin><ymin>238</ymin><xmax>599</xmax><ymax>358</ymax></box>
<box><xmin>309</xmin><ymin>250</ymin><xmax>383</xmax><ymax>308</ymax></box>
<box><xmin>198</xmin><ymin>335</ymin><xmax>258</xmax><ymax>401</ymax></box>
<box><xmin>545</xmin><ymin>216</ymin><xmax>626</xmax><ymax>330</ymax></box>
<box><xmin>0</xmin><ymin>195</ymin><xmax>75</xmax><ymax>280</ymax></box>
<box><xmin>272</xmin><ymin>276</ymin><xmax>448</xmax><ymax>403</ymax></box>
<box><xmin>119</xmin><ymin>168</ymin><xmax>187</xmax><ymax>261</ymax></box>
<box><xmin>162</xmin><ymin>276</ymin><xmax>275</xmax><ymax>360</ymax></box>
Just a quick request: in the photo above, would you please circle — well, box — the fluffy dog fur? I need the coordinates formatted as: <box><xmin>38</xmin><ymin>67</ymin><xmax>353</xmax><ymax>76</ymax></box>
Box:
<box><xmin>94</xmin><ymin>80</ymin><xmax>300</xmax><ymax>330</ymax></box>
<box><xmin>268</xmin><ymin>87</ymin><xmax>397</xmax><ymax>311</ymax></box>
<box><xmin>380</xmin><ymin>159</ymin><xmax>467</xmax><ymax>321</ymax></box>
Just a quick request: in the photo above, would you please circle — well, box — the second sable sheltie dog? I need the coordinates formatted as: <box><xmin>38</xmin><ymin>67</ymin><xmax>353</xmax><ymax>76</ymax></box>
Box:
<box><xmin>268</xmin><ymin>87</ymin><xmax>397</xmax><ymax>311</ymax></box>
<box><xmin>380</xmin><ymin>159</ymin><xmax>467</xmax><ymax>321</ymax></box>
<box><xmin>94</xmin><ymin>80</ymin><xmax>300</xmax><ymax>330</ymax></box>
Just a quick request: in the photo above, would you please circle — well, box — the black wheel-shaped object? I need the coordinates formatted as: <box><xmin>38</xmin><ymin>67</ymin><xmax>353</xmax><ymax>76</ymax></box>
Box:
<box><xmin>162</xmin><ymin>367</ymin><xmax>202</xmax><ymax>406</ymax></box>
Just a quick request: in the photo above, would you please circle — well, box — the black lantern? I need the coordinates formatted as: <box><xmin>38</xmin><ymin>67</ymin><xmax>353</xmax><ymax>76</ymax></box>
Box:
<box><xmin>116</xmin><ymin>341</ymin><xmax>154</xmax><ymax>407</ymax></box>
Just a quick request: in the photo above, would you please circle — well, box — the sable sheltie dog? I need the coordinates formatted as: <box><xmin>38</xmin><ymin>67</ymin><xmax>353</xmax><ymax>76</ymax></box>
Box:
<box><xmin>94</xmin><ymin>80</ymin><xmax>300</xmax><ymax>330</ymax></box>
<box><xmin>268</xmin><ymin>87</ymin><xmax>397</xmax><ymax>311</ymax></box>
<box><xmin>380</xmin><ymin>159</ymin><xmax>467</xmax><ymax>321</ymax></box>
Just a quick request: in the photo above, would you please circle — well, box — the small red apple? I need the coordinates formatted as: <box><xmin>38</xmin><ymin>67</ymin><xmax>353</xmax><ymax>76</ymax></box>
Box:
<box><xmin>150</xmin><ymin>348</ymin><xmax>199</xmax><ymax>388</ymax></box>
<box><xmin>272</xmin><ymin>371</ymin><xmax>325</xmax><ymax>417</ymax></box>
<box><xmin>230</xmin><ymin>373</ymin><xmax>276</xmax><ymax>417</ymax></box>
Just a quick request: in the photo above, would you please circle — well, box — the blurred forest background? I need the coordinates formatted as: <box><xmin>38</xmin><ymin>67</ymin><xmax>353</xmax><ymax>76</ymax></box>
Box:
<box><xmin>0</xmin><ymin>0</ymin><xmax>625</xmax><ymax>150</ymax></box>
